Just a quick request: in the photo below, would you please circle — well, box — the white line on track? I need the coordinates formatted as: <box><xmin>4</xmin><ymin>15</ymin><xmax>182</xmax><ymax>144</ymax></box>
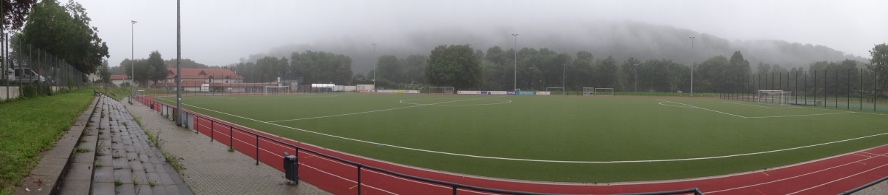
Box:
<box><xmin>267</xmin><ymin>96</ymin><xmax>503</xmax><ymax>122</ymax></box>
<box><xmin>156</xmin><ymin>98</ymin><xmax>888</xmax><ymax>164</ymax></box>
<box><xmin>707</xmin><ymin>151</ymin><xmax>887</xmax><ymax>194</ymax></box>
<box><xmin>786</xmin><ymin>162</ymin><xmax>888</xmax><ymax>195</ymax></box>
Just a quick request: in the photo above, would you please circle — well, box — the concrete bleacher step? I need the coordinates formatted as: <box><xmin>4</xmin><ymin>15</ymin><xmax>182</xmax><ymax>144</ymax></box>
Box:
<box><xmin>56</xmin><ymin>95</ymin><xmax>192</xmax><ymax>195</ymax></box>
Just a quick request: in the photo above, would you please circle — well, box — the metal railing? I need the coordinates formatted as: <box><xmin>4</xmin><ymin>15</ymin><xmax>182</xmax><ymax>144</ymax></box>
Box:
<box><xmin>137</xmin><ymin>95</ymin><xmax>704</xmax><ymax>195</ymax></box>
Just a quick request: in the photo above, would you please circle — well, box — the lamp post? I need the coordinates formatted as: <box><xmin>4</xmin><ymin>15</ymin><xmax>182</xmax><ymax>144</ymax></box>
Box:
<box><xmin>130</xmin><ymin>20</ymin><xmax>137</xmax><ymax>103</ymax></box>
<box><xmin>372</xmin><ymin>43</ymin><xmax>377</xmax><ymax>92</ymax></box>
<box><xmin>175</xmin><ymin>0</ymin><xmax>183</xmax><ymax>126</ymax></box>
<box><xmin>689</xmin><ymin>36</ymin><xmax>696</xmax><ymax>96</ymax></box>
<box><xmin>634</xmin><ymin>63</ymin><xmax>639</xmax><ymax>93</ymax></box>
<box><xmin>512</xmin><ymin>33</ymin><xmax>518</xmax><ymax>91</ymax></box>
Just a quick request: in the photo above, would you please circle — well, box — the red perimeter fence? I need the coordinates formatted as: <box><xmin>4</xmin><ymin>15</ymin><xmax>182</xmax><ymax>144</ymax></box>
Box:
<box><xmin>136</xmin><ymin>95</ymin><xmax>703</xmax><ymax>195</ymax></box>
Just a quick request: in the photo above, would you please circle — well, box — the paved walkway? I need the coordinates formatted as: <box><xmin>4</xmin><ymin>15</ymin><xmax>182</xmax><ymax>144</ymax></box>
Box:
<box><xmin>122</xmin><ymin>98</ymin><xmax>328</xmax><ymax>195</ymax></box>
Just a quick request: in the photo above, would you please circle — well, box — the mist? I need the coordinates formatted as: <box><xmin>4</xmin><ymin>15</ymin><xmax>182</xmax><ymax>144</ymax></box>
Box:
<box><xmin>250</xmin><ymin>20</ymin><xmax>865</xmax><ymax>74</ymax></box>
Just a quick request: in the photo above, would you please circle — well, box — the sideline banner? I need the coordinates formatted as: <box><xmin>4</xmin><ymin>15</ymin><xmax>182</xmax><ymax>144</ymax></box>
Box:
<box><xmin>457</xmin><ymin>91</ymin><xmax>510</xmax><ymax>95</ymax></box>
<box><xmin>537</xmin><ymin>91</ymin><xmax>551</xmax><ymax>95</ymax></box>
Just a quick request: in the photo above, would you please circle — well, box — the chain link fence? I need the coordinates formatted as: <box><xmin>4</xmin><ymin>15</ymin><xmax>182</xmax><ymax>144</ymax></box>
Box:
<box><xmin>2</xmin><ymin>34</ymin><xmax>91</xmax><ymax>100</ymax></box>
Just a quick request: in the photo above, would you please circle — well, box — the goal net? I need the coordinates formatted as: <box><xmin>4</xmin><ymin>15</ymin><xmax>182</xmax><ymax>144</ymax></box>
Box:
<box><xmin>583</xmin><ymin>87</ymin><xmax>614</xmax><ymax>96</ymax></box>
<box><xmin>428</xmin><ymin>86</ymin><xmax>455</xmax><ymax>94</ymax></box>
<box><xmin>264</xmin><ymin>86</ymin><xmax>290</xmax><ymax>95</ymax></box>
<box><xmin>757</xmin><ymin>90</ymin><xmax>792</xmax><ymax>104</ymax></box>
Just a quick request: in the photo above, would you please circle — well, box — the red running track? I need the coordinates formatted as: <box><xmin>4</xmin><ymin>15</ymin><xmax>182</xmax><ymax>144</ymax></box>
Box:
<box><xmin>141</xmin><ymin>97</ymin><xmax>888</xmax><ymax>194</ymax></box>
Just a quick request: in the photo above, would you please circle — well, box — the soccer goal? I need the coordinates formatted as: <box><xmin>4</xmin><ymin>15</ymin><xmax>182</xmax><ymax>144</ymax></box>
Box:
<box><xmin>584</xmin><ymin>87</ymin><xmax>614</xmax><ymax>96</ymax></box>
<box><xmin>428</xmin><ymin>86</ymin><xmax>455</xmax><ymax>94</ymax></box>
<box><xmin>264</xmin><ymin>86</ymin><xmax>290</xmax><ymax>95</ymax></box>
<box><xmin>757</xmin><ymin>90</ymin><xmax>792</xmax><ymax>104</ymax></box>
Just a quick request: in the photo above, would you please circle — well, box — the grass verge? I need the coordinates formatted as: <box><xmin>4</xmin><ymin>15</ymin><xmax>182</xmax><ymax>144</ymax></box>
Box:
<box><xmin>0</xmin><ymin>89</ymin><xmax>95</xmax><ymax>194</ymax></box>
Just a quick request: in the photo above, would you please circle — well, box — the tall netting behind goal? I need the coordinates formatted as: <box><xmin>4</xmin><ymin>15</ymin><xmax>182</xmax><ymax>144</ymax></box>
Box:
<box><xmin>428</xmin><ymin>86</ymin><xmax>455</xmax><ymax>94</ymax></box>
<box><xmin>264</xmin><ymin>86</ymin><xmax>290</xmax><ymax>95</ymax></box>
<box><xmin>757</xmin><ymin>90</ymin><xmax>793</xmax><ymax>104</ymax></box>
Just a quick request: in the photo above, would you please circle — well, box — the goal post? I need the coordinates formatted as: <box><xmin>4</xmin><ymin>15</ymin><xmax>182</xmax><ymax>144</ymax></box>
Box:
<box><xmin>583</xmin><ymin>87</ymin><xmax>614</xmax><ymax>96</ymax></box>
<box><xmin>595</xmin><ymin>88</ymin><xmax>615</xmax><ymax>96</ymax></box>
<box><xmin>428</xmin><ymin>86</ymin><xmax>455</xmax><ymax>94</ymax></box>
<box><xmin>757</xmin><ymin>90</ymin><xmax>793</xmax><ymax>104</ymax></box>
<box><xmin>264</xmin><ymin>86</ymin><xmax>290</xmax><ymax>95</ymax></box>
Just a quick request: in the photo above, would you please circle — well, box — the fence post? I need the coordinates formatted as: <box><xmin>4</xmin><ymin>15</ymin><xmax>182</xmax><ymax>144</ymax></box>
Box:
<box><xmin>210</xmin><ymin>120</ymin><xmax>214</xmax><ymax>142</ymax></box>
<box><xmin>229</xmin><ymin>125</ymin><xmax>234</xmax><ymax>151</ymax></box>
<box><xmin>452</xmin><ymin>186</ymin><xmax>457</xmax><ymax>195</ymax></box>
<box><xmin>255</xmin><ymin>134</ymin><xmax>259</xmax><ymax>165</ymax></box>
<box><xmin>357</xmin><ymin>165</ymin><xmax>362</xmax><ymax>195</ymax></box>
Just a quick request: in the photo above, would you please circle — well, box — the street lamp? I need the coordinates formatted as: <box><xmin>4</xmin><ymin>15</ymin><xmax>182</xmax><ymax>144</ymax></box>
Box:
<box><xmin>372</xmin><ymin>43</ymin><xmax>377</xmax><ymax>92</ymax></box>
<box><xmin>512</xmin><ymin>33</ymin><xmax>518</xmax><ymax>91</ymax></box>
<box><xmin>689</xmin><ymin>36</ymin><xmax>696</xmax><ymax>96</ymax></box>
<box><xmin>130</xmin><ymin>20</ymin><xmax>137</xmax><ymax>103</ymax></box>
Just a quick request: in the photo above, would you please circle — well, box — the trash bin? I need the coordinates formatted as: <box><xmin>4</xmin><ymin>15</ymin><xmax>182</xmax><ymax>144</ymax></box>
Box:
<box><xmin>283</xmin><ymin>152</ymin><xmax>299</xmax><ymax>184</ymax></box>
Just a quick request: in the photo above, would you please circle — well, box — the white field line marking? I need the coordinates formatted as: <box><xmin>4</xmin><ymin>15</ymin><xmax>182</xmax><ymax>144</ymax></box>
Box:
<box><xmin>660</xmin><ymin>99</ymin><xmax>856</xmax><ymax>119</ymax></box>
<box><xmin>399</xmin><ymin>98</ymin><xmax>513</xmax><ymax>107</ymax></box>
<box><xmin>707</xmin><ymin>152</ymin><xmax>882</xmax><ymax>194</ymax></box>
<box><xmin>721</xmin><ymin>101</ymin><xmax>775</xmax><ymax>109</ymax></box>
<box><xmin>155</xmin><ymin>98</ymin><xmax>888</xmax><ymax>164</ymax></box>
<box><xmin>657</xmin><ymin>102</ymin><xmax>696</xmax><ymax>109</ymax></box>
<box><xmin>657</xmin><ymin>99</ymin><xmax>747</xmax><ymax>118</ymax></box>
<box><xmin>267</xmin><ymin>96</ymin><xmax>502</xmax><ymax>122</ymax></box>
<box><xmin>786</xmin><ymin>157</ymin><xmax>888</xmax><ymax>194</ymax></box>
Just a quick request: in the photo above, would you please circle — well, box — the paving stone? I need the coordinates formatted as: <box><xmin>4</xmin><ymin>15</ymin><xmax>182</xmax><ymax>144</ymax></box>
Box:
<box><xmin>113</xmin><ymin>168</ymin><xmax>133</xmax><ymax>184</ymax></box>
<box><xmin>92</xmin><ymin>182</ymin><xmax>115</xmax><ymax>195</ymax></box>
<box><xmin>93</xmin><ymin>166</ymin><xmax>114</xmax><ymax>183</ymax></box>
<box><xmin>116</xmin><ymin>183</ymin><xmax>136</xmax><ymax>195</ymax></box>
<box><xmin>58</xmin><ymin>179</ymin><xmax>90</xmax><ymax>195</ymax></box>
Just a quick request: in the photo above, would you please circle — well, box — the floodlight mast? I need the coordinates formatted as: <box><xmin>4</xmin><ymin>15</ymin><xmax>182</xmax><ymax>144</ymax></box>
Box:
<box><xmin>372</xmin><ymin>43</ymin><xmax>377</xmax><ymax>92</ymax></box>
<box><xmin>175</xmin><ymin>0</ymin><xmax>183</xmax><ymax>126</ymax></box>
<box><xmin>130</xmin><ymin>20</ymin><xmax>136</xmax><ymax>104</ymax></box>
<box><xmin>689</xmin><ymin>36</ymin><xmax>695</xmax><ymax>96</ymax></box>
<box><xmin>512</xmin><ymin>33</ymin><xmax>518</xmax><ymax>91</ymax></box>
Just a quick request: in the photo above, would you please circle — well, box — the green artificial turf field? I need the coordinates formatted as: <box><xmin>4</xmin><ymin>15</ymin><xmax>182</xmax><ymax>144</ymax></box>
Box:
<box><xmin>154</xmin><ymin>93</ymin><xmax>888</xmax><ymax>182</ymax></box>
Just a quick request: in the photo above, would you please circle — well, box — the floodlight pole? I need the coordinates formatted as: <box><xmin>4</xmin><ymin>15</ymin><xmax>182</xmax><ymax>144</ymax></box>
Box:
<box><xmin>130</xmin><ymin>20</ymin><xmax>137</xmax><ymax>104</ymax></box>
<box><xmin>634</xmin><ymin>63</ymin><xmax>639</xmax><ymax>93</ymax></box>
<box><xmin>175</xmin><ymin>0</ymin><xmax>183</xmax><ymax>126</ymax></box>
<box><xmin>689</xmin><ymin>36</ymin><xmax>695</xmax><ymax>96</ymax></box>
<box><xmin>372</xmin><ymin>43</ymin><xmax>377</xmax><ymax>92</ymax></box>
<box><xmin>512</xmin><ymin>33</ymin><xmax>518</xmax><ymax>91</ymax></box>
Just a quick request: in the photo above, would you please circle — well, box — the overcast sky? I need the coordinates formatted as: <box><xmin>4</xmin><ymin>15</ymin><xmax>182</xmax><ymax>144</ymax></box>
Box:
<box><xmin>78</xmin><ymin>0</ymin><xmax>887</xmax><ymax>67</ymax></box>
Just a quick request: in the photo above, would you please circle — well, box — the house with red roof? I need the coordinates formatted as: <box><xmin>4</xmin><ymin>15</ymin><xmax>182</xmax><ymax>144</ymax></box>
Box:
<box><xmin>110</xmin><ymin>74</ymin><xmax>131</xmax><ymax>87</ymax></box>
<box><xmin>152</xmin><ymin>68</ymin><xmax>277</xmax><ymax>92</ymax></box>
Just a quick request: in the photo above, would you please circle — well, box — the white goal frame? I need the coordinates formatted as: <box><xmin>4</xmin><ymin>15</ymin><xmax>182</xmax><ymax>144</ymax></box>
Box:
<box><xmin>583</xmin><ymin>87</ymin><xmax>614</xmax><ymax>96</ymax></box>
<box><xmin>428</xmin><ymin>86</ymin><xmax>455</xmax><ymax>94</ymax></box>
<box><xmin>264</xmin><ymin>86</ymin><xmax>290</xmax><ymax>95</ymax></box>
<box><xmin>757</xmin><ymin>90</ymin><xmax>792</xmax><ymax>104</ymax></box>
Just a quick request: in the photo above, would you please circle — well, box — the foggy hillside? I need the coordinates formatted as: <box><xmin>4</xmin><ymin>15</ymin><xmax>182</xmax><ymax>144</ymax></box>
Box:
<box><xmin>243</xmin><ymin>21</ymin><xmax>866</xmax><ymax>74</ymax></box>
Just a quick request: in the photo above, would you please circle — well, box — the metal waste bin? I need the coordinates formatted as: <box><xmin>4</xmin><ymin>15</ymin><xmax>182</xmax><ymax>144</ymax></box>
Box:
<box><xmin>283</xmin><ymin>152</ymin><xmax>299</xmax><ymax>184</ymax></box>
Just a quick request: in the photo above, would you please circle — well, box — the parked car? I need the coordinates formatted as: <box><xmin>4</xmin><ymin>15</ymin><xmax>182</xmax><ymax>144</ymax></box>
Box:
<box><xmin>13</xmin><ymin>68</ymin><xmax>46</xmax><ymax>84</ymax></box>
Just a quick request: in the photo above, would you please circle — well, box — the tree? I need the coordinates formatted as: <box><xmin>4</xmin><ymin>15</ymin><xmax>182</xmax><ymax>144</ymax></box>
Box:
<box><xmin>376</xmin><ymin>55</ymin><xmax>404</xmax><ymax>86</ymax></box>
<box><xmin>726</xmin><ymin>51</ymin><xmax>752</xmax><ymax>91</ymax></box>
<box><xmin>426</xmin><ymin>45</ymin><xmax>482</xmax><ymax>90</ymax></box>
<box><xmin>596</xmin><ymin>56</ymin><xmax>618</xmax><ymax>88</ymax></box>
<box><xmin>1</xmin><ymin>0</ymin><xmax>37</xmax><ymax>30</ymax></box>
<box><xmin>19</xmin><ymin>0</ymin><xmax>108</xmax><ymax>74</ymax></box>
<box><xmin>98</xmin><ymin>59</ymin><xmax>110</xmax><ymax>84</ymax></box>
<box><xmin>870</xmin><ymin>44</ymin><xmax>888</xmax><ymax>91</ymax></box>
<box><xmin>146</xmin><ymin>51</ymin><xmax>168</xmax><ymax>84</ymax></box>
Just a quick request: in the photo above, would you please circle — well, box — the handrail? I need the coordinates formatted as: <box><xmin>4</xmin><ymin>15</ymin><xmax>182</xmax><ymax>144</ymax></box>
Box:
<box><xmin>138</xmin><ymin>95</ymin><xmax>704</xmax><ymax>195</ymax></box>
<box><xmin>839</xmin><ymin>175</ymin><xmax>888</xmax><ymax>195</ymax></box>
